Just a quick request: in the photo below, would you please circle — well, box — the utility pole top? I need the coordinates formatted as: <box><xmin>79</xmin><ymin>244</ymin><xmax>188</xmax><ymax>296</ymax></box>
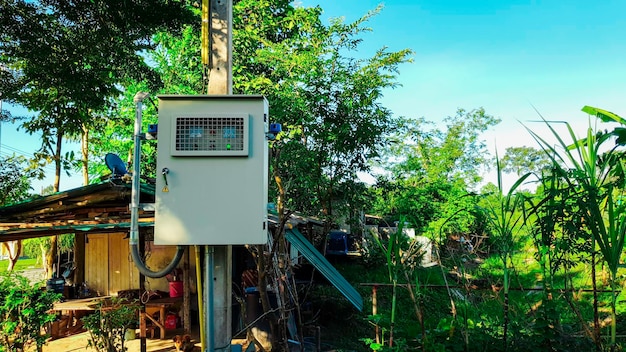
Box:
<box><xmin>205</xmin><ymin>0</ymin><xmax>232</xmax><ymax>95</ymax></box>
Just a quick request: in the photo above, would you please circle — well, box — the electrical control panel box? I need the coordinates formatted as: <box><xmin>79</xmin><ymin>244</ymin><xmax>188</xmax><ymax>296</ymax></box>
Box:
<box><xmin>154</xmin><ymin>95</ymin><xmax>268</xmax><ymax>245</ymax></box>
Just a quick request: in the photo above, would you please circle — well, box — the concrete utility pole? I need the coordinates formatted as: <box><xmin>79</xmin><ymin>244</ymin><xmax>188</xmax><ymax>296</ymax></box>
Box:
<box><xmin>202</xmin><ymin>0</ymin><xmax>233</xmax><ymax>351</ymax></box>
<box><xmin>0</xmin><ymin>99</ymin><xmax>3</xmax><ymax>153</ymax></box>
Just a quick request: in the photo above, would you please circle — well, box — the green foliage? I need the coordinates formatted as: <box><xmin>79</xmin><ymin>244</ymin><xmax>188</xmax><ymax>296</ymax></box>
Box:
<box><xmin>478</xmin><ymin>154</ymin><xmax>531</xmax><ymax>349</ymax></box>
<box><xmin>82</xmin><ymin>298</ymin><xmax>140</xmax><ymax>352</ymax></box>
<box><xmin>0</xmin><ymin>0</ymin><xmax>195</xmax><ymax>189</ymax></box>
<box><xmin>0</xmin><ymin>272</ymin><xmax>61</xmax><ymax>352</ymax></box>
<box><xmin>384</xmin><ymin>108</ymin><xmax>500</xmax><ymax>185</ymax></box>
<box><xmin>20</xmin><ymin>234</ymin><xmax>73</xmax><ymax>271</ymax></box>
<box><xmin>87</xmin><ymin>81</ymin><xmax>159</xmax><ymax>180</ymax></box>
<box><xmin>87</xmin><ymin>1</ymin><xmax>412</xmax><ymax>232</ymax></box>
<box><xmin>0</xmin><ymin>156</ymin><xmax>38</xmax><ymax>206</ymax></box>
<box><xmin>526</xmin><ymin>111</ymin><xmax>626</xmax><ymax>349</ymax></box>
<box><xmin>500</xmin><ymin>146</ymin><xmax>552</xmax><ymax>177</ymax></box>
<box><xmin>230</xmin><ymin>1</ymin><xmax>414</xmax><ymax>225</ymax></box>
<box><xmin>371</xmin><ymin>108</ymin><xmax>499</xmax><ymax>237</ymax></box>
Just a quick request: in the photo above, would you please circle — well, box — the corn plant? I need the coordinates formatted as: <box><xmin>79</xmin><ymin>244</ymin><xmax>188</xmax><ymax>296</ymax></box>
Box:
<box><xmin>480</xmin><ymin>154</ymin><xmax>530</xmax><ymax>351</ymax></box>
<box><xmin>527</xmin><ymin>113</ymin><xmax>626</xmax><ymax>350</ymax></box>
<box><xmin>370</xmin><ymin>218</ymin><xmax>424</xmax><ymax>349</ymax></box>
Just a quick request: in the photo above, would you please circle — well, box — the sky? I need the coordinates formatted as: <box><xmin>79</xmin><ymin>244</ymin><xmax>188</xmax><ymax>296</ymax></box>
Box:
<box><xmin>303</xmin><ymin>0</ymin><xmax>626</xmax><ymax>189</ymax></box>
<box><xmin>2</xmin><ymin>0</ymin><xmax>626</xmax><ymax>192</ymax></box>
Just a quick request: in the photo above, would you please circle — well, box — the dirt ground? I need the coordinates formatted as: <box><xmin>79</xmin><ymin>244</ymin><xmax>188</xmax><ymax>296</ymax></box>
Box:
<box><xmin>12</xmin><ymin>268</ymin><xmax>250</xmax><ymax>351</ymax></box>
<box><xmin>43</xmin><ymin>328</ymin><xmax>200</xmax><ymax>352</ymax></box>
<box><xmin>42</xmin><ymin>328</ymin><xmax>251</xmax><ymax>352</ymax></box>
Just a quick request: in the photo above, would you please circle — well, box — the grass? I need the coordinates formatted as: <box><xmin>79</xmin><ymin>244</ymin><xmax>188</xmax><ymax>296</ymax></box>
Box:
<box><xmin>315</xmin><ymin>232</ymin><xmax>626</xmax><ymax>351</ymax></box>
<box><xmin>0</xmin><ymin>257</ymin><xmax>42</xmax><ymax>273</ymax></box>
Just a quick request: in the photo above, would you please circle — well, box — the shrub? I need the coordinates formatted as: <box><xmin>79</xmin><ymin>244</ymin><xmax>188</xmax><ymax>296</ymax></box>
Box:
<box><xmin>0</xmin><ymin>272</ymin><xmax>61</xmax><ymax>352</ymax></box>
<box><xmin>82</xmin><ymin>297</ymin><xmax>140</xmax><ymax>352</ymax></box>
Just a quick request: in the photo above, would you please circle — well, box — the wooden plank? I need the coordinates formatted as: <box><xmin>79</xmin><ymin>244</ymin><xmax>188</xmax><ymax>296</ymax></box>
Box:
<box><xmin>108</xmin><ymin>233</ymin><xmax>141</xmax><ymax>295</ymax></box>
<box><xmin>108</xmin><ymin>233</ymin><xmax>124</xmax><ymax>295</ymax></box>
<box><xmin>85</xmin><ymin>234</ymin><xmax>108</xmax><ymax>296</ymax></box>
<box><xmin>52</xmin><ymin>296</ymin><xmax>111</xmax><ymax>311</ymax></box>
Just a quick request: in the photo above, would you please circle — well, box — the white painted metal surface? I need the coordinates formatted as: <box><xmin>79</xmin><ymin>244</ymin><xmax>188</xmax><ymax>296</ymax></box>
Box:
<box><xmin>154</xmin><ymin>95</ymin><xmax>268</xmax><ymax>245</ymax></box>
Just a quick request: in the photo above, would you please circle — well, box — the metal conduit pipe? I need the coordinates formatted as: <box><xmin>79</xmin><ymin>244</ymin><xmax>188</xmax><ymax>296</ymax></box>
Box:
<box><xmin>130</xmin><ymin>92</ymin><xmax>185</xmax><ymax>278</ymax></box>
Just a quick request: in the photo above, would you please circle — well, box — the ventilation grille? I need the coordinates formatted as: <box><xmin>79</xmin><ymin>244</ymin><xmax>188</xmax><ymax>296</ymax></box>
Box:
<box><xmin>172</xmin><ymin>115</ymin><xmax>248</xmax><ymax>156</ymax></box>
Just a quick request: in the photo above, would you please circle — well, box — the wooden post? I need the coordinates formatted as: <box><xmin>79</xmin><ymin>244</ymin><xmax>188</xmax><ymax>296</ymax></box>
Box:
<box><xmin>73</xmin><ymin>233</ymin><xmax>85</xmax><ymax>286</ymax></box>
<box><xmin>373</xmin><ymin>285</ymin><xmax>379</xmax><ymax>344</ymax></box>
<box><xmin>139</xmin><ymin>232</ymin><xmax>147</xmax><ymax>352</ymax></box>
<box><xmin>183</xmin><ymin>247</ymin><xmax>191</xmax><ymax>334</ymax></box>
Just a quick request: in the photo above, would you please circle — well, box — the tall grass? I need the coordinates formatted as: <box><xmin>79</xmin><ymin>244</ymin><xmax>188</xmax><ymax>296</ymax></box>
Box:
<box><xmin>481</xmin><ymin>153</ymin><xmax>531</xmax><ymax>351</ymax></box>
<box><xmin>527</xmin><ymin>114</ymin><xmax>626</xmax><ymax>350</ymax></box>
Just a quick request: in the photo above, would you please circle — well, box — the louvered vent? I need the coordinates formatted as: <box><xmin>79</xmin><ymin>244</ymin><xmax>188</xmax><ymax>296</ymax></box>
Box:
<box><xmin>172</xmin><ymin>115</ymin><xmax>248</xmax><ymax>156</ymax></box>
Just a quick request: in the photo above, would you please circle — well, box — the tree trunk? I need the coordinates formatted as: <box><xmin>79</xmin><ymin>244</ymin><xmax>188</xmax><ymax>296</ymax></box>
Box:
<box><xmin>46</xmin><ymin>130</ymin><xmax>63</xmax><ymax>279</ymax></box>
<box><xmin>255</xmin><ymin>244</ymin><xmax>275</xmax><ymax>351</ymax></box>
<box><xmin>39</xmin><ymin>243</ymin><xmax>47</xmax><ymax>269</ymax></box>
<box><xmin>46</xmin><ymin>237</ymin><xmax>58</xmax><ymax>279</ymax></box>
<box><xmin>81</xmin><ymin>123</ymin><xmax>89</xmax><ymax>186</ymax></box>
<box><xmin>503</xmin><ymin>259</ymin><xmax>509</xmax><ymax>352</ymax></box>
<box><xmin>3</xmin><ymin>241</ymin><xmax>21</xmax><ymax>272</ymax></box>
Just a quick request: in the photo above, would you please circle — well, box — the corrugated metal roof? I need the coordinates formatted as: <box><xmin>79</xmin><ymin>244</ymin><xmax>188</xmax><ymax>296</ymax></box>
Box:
<box><xmin>285</xmin><ymin>228</ymin><xmax>363</xmax><ymax>311</ymax></box>
<box><xmin>0</xmin><ymin>222</ymin><xmax>155</xmax><ymax>241</ymax></box>
<box><xmin>0</xmin><ymin>180</ymin><xmax>156</xmax><ymax>240</ymax></box>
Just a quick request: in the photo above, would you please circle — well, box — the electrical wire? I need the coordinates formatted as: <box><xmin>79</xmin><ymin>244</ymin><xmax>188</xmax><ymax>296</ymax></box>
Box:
<box><xmin>0</xmin><ymin>143</ymin><xmax>71</xmax><ymax>173</ymax></box>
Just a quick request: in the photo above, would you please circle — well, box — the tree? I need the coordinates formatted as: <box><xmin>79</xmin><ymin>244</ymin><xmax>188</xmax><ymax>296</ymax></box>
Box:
<box><xmin>500</xmin><ymin>146</ymin><xmax>552</xmax><ymax>176</ymax></box>
<box><xmin>0</xmin><ymin>155</ymin><xmax>37</xmax><ymax>206</ymax></box>
<box><xmin>372</xmin><ymin>108</ymin><xmax>499</xmax><ymax>236</ymax></box>
<box><xmin>89</xmin><ymin>1</ymin><xmax>412</xmax><ymax>229</ymax></box>
<box><xmin>0</xmin><ymin>0</ymin><xmax>195</xmax><ymax>278</ymax></box>
<box><xmin>86</xmin><ymin>1</ymin><xmax>412</xmax><ymax>348</ymax></box>
<box><xmin>233</xmin><ymin>10</ymin><xmax>413</xmax><ymax>346</ymax></box>
<box><xmin>233</xmin><ymin>3</ymin><xmax>413</xmax><ymax>230</ymax></box>
<box><xmin>0</xmin><ymin>155</ymin><xmax>39</xmax><ymax>271</ymax></box>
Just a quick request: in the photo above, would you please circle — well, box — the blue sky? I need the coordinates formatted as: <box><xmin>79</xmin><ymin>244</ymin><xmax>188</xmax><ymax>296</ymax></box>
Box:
<box><xmin>304</xmin><ymin>0</ymin><xmax>626</xmax><ymax>188</ymax></box>
<box><xmin>2</xmin><ymin>0</ymin><xmax>626</xmax><ymax>191</ymax></box>
<box><xmin>306</xmin><ymin>0</ymin><xmax>626</xmax><ymax>123</ymax></box>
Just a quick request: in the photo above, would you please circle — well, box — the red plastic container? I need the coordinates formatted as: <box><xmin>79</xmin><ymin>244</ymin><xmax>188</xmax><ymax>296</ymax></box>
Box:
<box><xmin>169</xmin><ymin>281</ymin><xmax>183</xmax><ymax>298</ymax></box>
<box><xmin>165</xmin><ymin>313</ymin><xmax>177</xmax><ymax>330</ymax></box>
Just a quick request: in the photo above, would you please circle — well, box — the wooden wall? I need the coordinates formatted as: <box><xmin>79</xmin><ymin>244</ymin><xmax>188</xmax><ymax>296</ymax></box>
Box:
<box><xmin>85</xmin><ymin>234</ymin><xmax>111</xmax><ymax>296</ymax></box>
<box><xmin>85</xmin><ymin>233</ymin><xmax>195</xmax><ymax>296</ymax></box>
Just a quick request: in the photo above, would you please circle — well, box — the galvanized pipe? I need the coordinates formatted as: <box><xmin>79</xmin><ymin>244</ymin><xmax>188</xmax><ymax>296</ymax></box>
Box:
<box><xmin>130</xmin><ymin>92</ymin><xmax>184</xmax><ymax>278</ymax></box>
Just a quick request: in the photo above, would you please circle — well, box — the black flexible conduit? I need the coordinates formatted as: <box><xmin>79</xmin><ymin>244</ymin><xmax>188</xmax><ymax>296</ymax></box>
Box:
<box><xmin>130</xmin><ymin>243</ymin><xmax>185</xmax><ymax>278</ymax></box>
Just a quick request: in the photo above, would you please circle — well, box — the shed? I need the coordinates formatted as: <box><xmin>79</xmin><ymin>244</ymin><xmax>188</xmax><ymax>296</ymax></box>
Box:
<box><xmin>0</xmin><ymin>180</ymin><xmax>186</xmax><ymax>295</ymax></box>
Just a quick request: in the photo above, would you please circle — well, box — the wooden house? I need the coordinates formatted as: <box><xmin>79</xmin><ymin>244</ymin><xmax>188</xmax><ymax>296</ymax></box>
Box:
<box><xmin>0</xmin><ymin>180</ymin><xmax>192</xmax><ymax>295</ymax></box>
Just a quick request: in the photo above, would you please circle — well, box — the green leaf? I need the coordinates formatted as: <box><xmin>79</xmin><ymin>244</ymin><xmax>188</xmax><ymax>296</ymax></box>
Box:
<box><xmin>582</xmin><ymin>105</ymin><xmax>626</xmax><ymax>125</ymax></box>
